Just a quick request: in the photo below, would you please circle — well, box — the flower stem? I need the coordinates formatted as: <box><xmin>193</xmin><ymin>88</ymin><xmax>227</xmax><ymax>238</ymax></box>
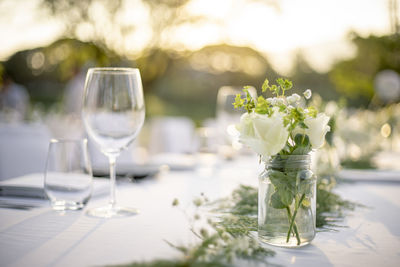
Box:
<box><xmin>285</xmin><ymin>206</ymin><xmax>301</xmax><ymax>244</ymax></box>
<box><xmin>286</xmin><ymin>193</ymin><xmax>306</xmax><ymax>245</ymax></box>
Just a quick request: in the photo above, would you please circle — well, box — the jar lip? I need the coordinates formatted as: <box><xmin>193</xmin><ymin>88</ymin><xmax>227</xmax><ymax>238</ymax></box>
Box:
<box><xmin>264</xmin><ymin>154</ymin><xmax>311</xmax><ymax>169</ymax></box>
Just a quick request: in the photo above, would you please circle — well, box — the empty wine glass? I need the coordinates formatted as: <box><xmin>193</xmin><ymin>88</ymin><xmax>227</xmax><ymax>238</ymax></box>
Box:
<box><xmin>82</xmin><ymin>68</ymin><xmax>145</xmax><ymax>218</ymax></box>
<box><xmin>216</xmin><ymin>86</ymin><xmax>257</xmax><ymax>158</ymax></box>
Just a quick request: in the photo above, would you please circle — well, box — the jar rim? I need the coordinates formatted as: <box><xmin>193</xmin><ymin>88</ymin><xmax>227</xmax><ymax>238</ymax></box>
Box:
<box><xmin>263</xmin><ymin>154</ymin><xmax>311</xmax><ymax>161</ymax></box>
<box><xmin>265</xmin><ymin>154</ymin><xmax>311</xmax><ymax>169</ymax></box>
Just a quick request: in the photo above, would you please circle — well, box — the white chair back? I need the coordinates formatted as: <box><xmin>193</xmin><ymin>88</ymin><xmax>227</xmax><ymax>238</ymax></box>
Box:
<box><xmin>148</xmin><ymin>117</ymin><xmax>195</xmax><ymax>155</ymax></box>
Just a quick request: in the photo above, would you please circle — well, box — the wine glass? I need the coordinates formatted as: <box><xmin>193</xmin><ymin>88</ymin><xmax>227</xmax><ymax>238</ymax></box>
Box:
<box><xmin>216</xmin><ymin>86</ymin><xmax>256</xmax><ymax>158</ymax></box>
<box><xmin>82</xmin><ymin>68</ymin><xmax>145</xmax><ymax>218</ymax></box>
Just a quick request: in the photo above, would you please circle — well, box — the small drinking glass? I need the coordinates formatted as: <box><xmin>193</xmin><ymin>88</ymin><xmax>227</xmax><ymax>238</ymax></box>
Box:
<box><xmin>44</xmin><ymin>139</ymin><xmax>92</xmax><ymax>211</ymax></box>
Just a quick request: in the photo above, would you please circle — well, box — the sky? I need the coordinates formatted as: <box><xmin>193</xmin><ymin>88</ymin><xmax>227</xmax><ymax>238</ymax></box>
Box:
<box><xmin>0</xmin><ymin>0</ymin><xmax>397</xmax><ymax>74</ymax></box>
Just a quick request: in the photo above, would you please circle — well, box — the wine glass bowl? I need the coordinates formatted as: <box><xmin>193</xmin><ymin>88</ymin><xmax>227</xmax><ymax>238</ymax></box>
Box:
<box><xmin>82</xmin><ymin>68</ymin><xmax>145</xmax><ymax>218</ymax></box>
<box><xmin>216</xmin><ymin>86</ymin><xmax>257</xmax><ymax>158</ymax></box>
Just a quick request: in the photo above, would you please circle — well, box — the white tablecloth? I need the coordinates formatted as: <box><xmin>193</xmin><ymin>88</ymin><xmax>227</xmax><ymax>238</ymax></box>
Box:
<box><xmin>1</xmin><ymin>158</ymin><xmax>400</xmax><ymax>267</ymax></box>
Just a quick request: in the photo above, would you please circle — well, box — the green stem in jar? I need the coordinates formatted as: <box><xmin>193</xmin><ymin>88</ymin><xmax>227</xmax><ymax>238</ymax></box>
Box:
<box><xmin>285</xmin><ymin>206</ymin><xmax>301</xmax><ymax>245</ymax></box>
<box><xmin>286</xmin><ymin>193</ymin><xmax>306</xmax><ymax>245</ymax></box>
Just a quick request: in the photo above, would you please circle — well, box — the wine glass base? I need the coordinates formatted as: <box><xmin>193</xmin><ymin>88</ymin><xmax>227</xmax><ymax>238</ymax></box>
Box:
<box><xmin>86</xmin><ymin>205</ymin><xmax>139</xmax><ymax>218</ymax></box>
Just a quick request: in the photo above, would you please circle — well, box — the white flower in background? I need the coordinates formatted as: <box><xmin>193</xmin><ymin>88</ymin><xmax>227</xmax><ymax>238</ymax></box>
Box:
<box><xmin>275</xmin><ymin>98</ymin><xmax>285</xmax><ymax>105</ymax></box>
<box><xmin>293</xmin><ymin>113</ymin><xmax>330</xmax><ymax>149</ymax></box>
<box><xmin>287</xmin><ymin>93</ymin><xmax>301</xmax><ymax>104</ymax></box>
<box><xmin>303</xmin><ymin>89</ymin><xmax>312</xmax><ymax>99</ymax></box>
<box><xmin>324</xmin><ymin>101</ymin><xmax>338</xmax><ymax>116</ymax></box>
<box><xmin>269</xmin><ymin>97</ymin><xmax>277</xmax><ymax>105</ymax></box>
<box><xmin>268</xmin><ymin>97</ymin><xmax>285</xmax><ymax>106</ymax></box>
<box><xmin>236</xmin><ymin>112</ymin><xmax>289</xmax><ymax>158</ymax></box>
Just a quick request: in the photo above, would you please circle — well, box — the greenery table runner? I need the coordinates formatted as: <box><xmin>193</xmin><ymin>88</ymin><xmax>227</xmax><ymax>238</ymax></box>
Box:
<box><xmin>118</xmin><ymin>180</ymin><xmax>357</xmax><ymax>267</ymax></box>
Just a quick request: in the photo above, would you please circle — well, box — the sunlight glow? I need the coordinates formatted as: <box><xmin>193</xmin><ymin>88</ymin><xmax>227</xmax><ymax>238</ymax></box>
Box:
<box><xmin>0</xmin><ymin>0</ymin><xmax>396</xmax><ymax>74</ymax></box>
<box><xmin>178</xmin><ymin>0</ymin><xmax>393</xmax><ymax>73</ymax></box>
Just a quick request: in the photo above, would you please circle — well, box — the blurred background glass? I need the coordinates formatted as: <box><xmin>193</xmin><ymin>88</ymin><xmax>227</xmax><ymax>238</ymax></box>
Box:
<box><xmin>0</xmin><ymin>0</ymin><xmax>399</xmax><ymax>174</ymax></box>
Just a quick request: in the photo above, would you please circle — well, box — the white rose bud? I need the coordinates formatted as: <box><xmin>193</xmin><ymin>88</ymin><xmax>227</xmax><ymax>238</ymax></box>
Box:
<box><xmin>293</xmin><ymin>113</ymin><xmax>330</xmax><ymax>149</ymax></box>
<box><xmin>303</xmin><ymin>89</ymin><xmax>312</xmax><ymax>99</ymax></box>
<box><xmin>287</xmin><ymin>93</ymin><xmax>301</xmax><ymax>104</ymax></box>
<box><xmin>270</xmin><ymin>97</ymin><xmax>277</xmax><ymax>105</ymax></box>
<box><xmin>236</xmin><ymin>112</ymin><xmax>289</xmax><ymax>158</ymax></box>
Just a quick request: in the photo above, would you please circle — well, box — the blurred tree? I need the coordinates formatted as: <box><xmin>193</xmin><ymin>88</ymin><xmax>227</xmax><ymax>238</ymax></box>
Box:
<box><xmin>1</xmin><ymin>0</ymin><xmax>288</xmax><ymax>120</ymax></box>
<box><xmin>3</xmin><ymin>38</ymin><xmax>123</xmax><ymax>106</ymax></box>
<box><xmin>329</xmin><ymin>33</ymin><xmax>400</xmax><ymax>107</ymax></box>
<box><xmin>40</xmin><ymin>0</ymin><xmax>126</xmax><ymax>51</ymax></box>
<box><xmin>142</xmin><ymin>44</ymin><xmax>279</xmax><ymax>122</ymax></box>
<box><xmin>389</xmin><ymin>0</ymin><xmax>399</xmax><ymax>34</ymax></box>
<box><xmin>289</xmin><ymin>51</ymin><xmax>338</xmax><ymax>101</ymax></box>
<box><xmin>39</xmin><ymin>0</ymin><xmax>205</xmax><ymax>55</ymax></box>
<box><xmin>2</xmin><ymin>38</ymin><xmax>279</xmax><ymax>121</ymax></box>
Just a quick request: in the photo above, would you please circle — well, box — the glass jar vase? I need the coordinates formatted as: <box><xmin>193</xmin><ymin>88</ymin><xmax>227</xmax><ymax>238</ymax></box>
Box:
<box><xmin>258</xmin><ymin>154</ymin><xmax>316</xmax><ymax>247</ymax></box>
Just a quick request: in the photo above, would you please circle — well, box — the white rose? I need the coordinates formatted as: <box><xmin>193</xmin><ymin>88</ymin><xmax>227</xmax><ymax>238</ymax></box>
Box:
<box><xmin>293</xmin><ymin>113</ymin><xmax>330</xmax><ymax>149</ymax></box>
<box><xmin>236</xmin><ymin>112</ymin><xmax>289</xmax><ymax>158</ymax></box>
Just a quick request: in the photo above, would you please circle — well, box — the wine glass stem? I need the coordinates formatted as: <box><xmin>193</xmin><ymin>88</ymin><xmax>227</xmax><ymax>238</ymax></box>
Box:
<box><xmin>109</xmin><ymin>156</ymin><xmax>117</xmax><ymax>208</ymax></box>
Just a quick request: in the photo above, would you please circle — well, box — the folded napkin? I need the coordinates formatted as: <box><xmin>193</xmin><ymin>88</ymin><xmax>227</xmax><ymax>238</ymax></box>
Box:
<box><xmin>0</xmin><ymin>173</ymin><xmax>109</xmax><ymax>199</ymax></box>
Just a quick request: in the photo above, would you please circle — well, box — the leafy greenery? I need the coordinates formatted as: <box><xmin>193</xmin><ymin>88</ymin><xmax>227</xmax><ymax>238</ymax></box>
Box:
<box><xmin>329</xmin><ymin>33</ymin><xmax>400</xmax><ymax>106</ymax></box>
<box><xmin>218</xmin><ymin>183</ymin><xmax>357</xmax><ymax>233</ymax></box>
<box><xmin>116</xmin><ymin>180</ymin><xmax>357</xmax><ymax>267</ymax></box>
<box><xmin>316</xmin><ymin>182</ymin><xmax>358</xmax><ymax>229</ymax></box>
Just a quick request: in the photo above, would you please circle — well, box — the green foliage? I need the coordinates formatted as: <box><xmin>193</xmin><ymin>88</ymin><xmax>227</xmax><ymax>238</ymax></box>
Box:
<box><xmin>145</xmin><ymin>44</ymin><xmax>278</xmax><ymax>122</ymax></box>
<box><xmin>233</xmin><ymin>94</ymin><xmax>245</xmax><ymax>109</ymax></box>
<box><xmin>284</xmin><ymin>106</ymin><xmax>307</xmax><ymax>131</ymax></box>
<box><xmin>269</xmin><ymin>171</ymin><xmax>296</xmax><ymax>207</ymax></box>
<box><xmin>234</xmin><ymin>78</ymin><xmax>311</xmax><ymax>134</ymax></box>
<box><xmin>243</xmin><ymin>86</ymin><xmax>256</xmax><ymax>113</ymax></box>
<box><xmin>116</xmin><ymin>259</ymin><xmax>226</xmax><ymax>267</ymax></box>
<box><xmin>254</xmin><ymin>96</ymin><xmax>271</xmax><ymax>115</ymax></box>
<box><xmin>329</xmin><ymin>33</ymin><xmax>400</xmax><ymax>106</ymax></box>
<box><xmin>316</xmin><ymin>182</ymin><xmax>358</xmax><ymax>229</ymax></box>
<box><xmin>119</xmin><ymin>180</ymin><xmax>357</xmax><ymax>267</ymax></box>
<box><xmin>3</xmin><ymin>38</ymin><xmax>122</xmax><ymax>108</ymax></box>
<box><xmin>270</xmin><ymin>191</ymin><xmax>286</xmax><ymax>209</ymax></box>
<box><xmin>292</xmin><ymin>134</ymin><xmax>311</xmax><ymax>155</ymax></box>
<box><xmin>217</xmin><ymin>215</ymin><xmax>258</xmax><ymax>237</ymax></box>
<box><xmin>276</xmin><ymin>78</ymin><xmax>293</xmax><ymax>96</ymax></box>
<box><xmin>229</xmin><ymin>185</ymin><xmax>258</xmax><ymax>215</ymax></box>
<box><xmin>260</xmin><ymin>77</ymin><xmax>292</xmax><ymax>96</ymax></box>
<box><xmin>307</xmin><ymin>106</ymin><xmax>318</xmax><ymax>118</ymax></box>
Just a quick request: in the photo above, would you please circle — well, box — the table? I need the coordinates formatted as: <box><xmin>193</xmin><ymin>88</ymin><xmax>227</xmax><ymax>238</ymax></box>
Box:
<box><xmin>1</xmin><ymin>157</ymin><xmax>400</xmax><ymax>267</ymax></box>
